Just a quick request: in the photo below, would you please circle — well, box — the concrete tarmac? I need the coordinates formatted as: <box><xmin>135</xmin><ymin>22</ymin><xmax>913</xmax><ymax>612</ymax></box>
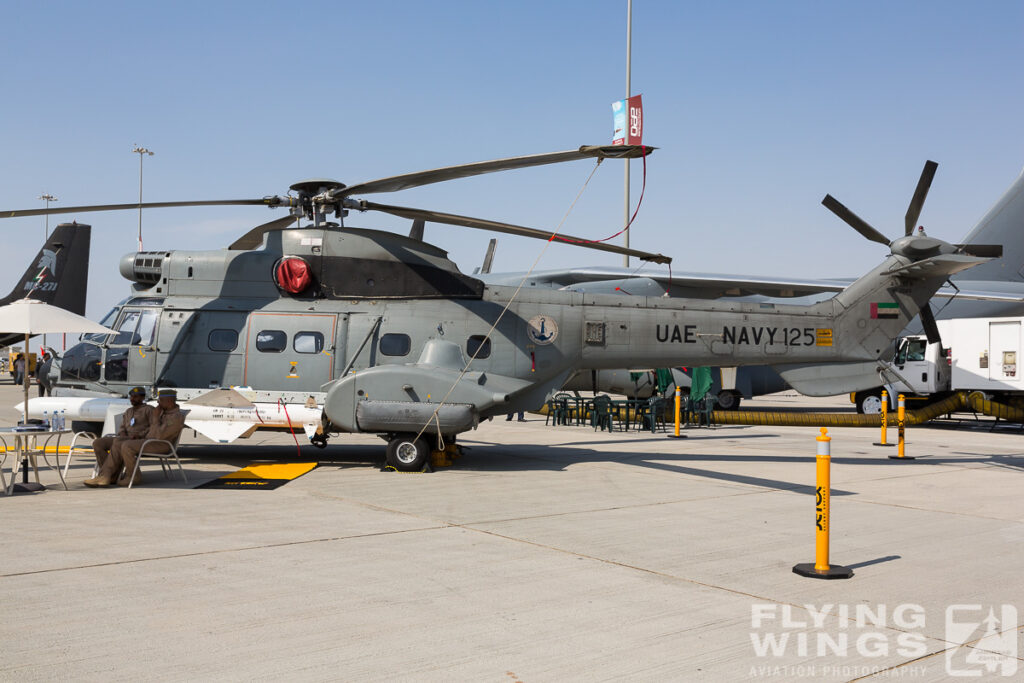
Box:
<box><xmin>1</xmin><ymin>383</ymin><xmax>1022</xmax><ymax>681</ymax></box>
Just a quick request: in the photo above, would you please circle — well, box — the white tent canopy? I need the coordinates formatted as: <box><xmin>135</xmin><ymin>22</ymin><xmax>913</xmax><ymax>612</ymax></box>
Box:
<box><xmin>0</xmin><ymin>299</ymin><xmax>115</xmax><ymax>425</ymax></box>
<box><xmin>0</xmin><ymin>299</ymin><xmax>113</xmax><ymax>335</ymax></box>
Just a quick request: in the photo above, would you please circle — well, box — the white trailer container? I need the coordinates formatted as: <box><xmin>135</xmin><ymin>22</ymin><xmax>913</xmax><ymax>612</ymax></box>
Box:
<box><xmin>854</xmin><ymin>316</ymin><xmax>1024</xmax><ymax>413</ymax></box>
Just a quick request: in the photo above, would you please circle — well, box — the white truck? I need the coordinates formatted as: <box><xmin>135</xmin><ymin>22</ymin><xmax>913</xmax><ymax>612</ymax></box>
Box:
<box><xmin>853</xmin><ymin>315</ymin><xmax>1024</xmax><ymax>414</ymax></box>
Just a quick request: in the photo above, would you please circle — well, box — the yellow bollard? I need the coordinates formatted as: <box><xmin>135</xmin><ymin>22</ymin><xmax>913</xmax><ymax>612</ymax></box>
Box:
<box><xmin>667</xmin><ymin>384</ymin><xmax>687</xmax><ymax>439</ymax></box>
<box><xmin>888</xmin><ymin>393</ymin><xmax>916</xmax><ymax>460</ymax></box>
<box><xmin>793</xmin><ymin>428</ymin><xmax>853</xmax><ymax>579</ymax></box>
<box><xmin>874</xmin><ymin>389</ymin><xmax>892</xmax><ymax>446</ymax></box>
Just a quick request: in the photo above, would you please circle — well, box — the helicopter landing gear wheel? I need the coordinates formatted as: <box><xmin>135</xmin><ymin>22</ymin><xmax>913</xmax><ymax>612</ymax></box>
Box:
<box><xmin>385</xmin><ymin>434</ymin><xmax>430</xmax><ymax>472</ymax></box>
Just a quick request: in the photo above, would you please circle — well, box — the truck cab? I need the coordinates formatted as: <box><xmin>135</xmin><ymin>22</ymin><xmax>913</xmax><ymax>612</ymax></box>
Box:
<box><xmin>888</xmin><ymin>335</ymin><xmax>949</xmax><ymax>396</ymax></box>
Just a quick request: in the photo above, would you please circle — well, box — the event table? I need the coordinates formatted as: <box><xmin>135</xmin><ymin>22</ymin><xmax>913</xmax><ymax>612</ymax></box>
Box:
<box><xmin>1</xmin><ymin>427</ymin><xmax>70</xmax><ymax>495</ymax></box>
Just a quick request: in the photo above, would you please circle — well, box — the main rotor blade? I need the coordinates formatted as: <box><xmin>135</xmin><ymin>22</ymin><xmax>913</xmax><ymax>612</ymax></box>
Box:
<box><xmin>1</xmin><ymin>198</ymin><xmax>288</xmax><ymax>219</ymax></box>
<box><xmin>228</xmin><ymin>215</ymin><xmax>299</xmax><ymax>250</ymax></box>
<box><xmin>904</xmin><ymin>160</ymin><xmax>938</xmax><ymax>236</ymax></box>
<box><xmin>821</xmin><ymin>194</ymin><xmax>890</xmax><ymax>246</ymax></box>
<box><xmin>360</xmin><ymin>201</ymin><xmax>672</xmax><ymax>265</ymax></box>
<box><xmin>956</xmin><ymin>243</ymin><xmax>1003</xmax><ymax>258</ymax></box>
<box><xmin>919</xmin><ymin>303</ymin><xmax>941</xmax><ymax>345</ymax></box>
<box><xmin>335</xmin><ymin>145</ymin><xmax>655</xmax><ymax>198</ymax></box>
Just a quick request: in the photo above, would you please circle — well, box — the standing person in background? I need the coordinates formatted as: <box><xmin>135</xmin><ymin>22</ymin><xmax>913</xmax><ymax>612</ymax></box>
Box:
<box><xmin>36</xmin><ymin>352</ymin><xmax>52</xmax><ymax>396</ymax></box>
<box><xmin>13</xmin><ymin>353</ymin><xmax>25</xmax><ymax>386</ymax></box>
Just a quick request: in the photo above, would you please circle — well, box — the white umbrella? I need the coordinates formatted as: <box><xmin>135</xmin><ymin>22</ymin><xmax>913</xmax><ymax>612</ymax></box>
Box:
<box><xmin>0</xmin><ymin>299</ymin><xmax>114</xmax><ymax>425</ymax></box>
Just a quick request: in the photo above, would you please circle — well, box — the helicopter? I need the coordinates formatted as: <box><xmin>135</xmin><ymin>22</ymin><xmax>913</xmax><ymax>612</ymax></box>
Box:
<box><xmin>4</xmin><ymin>145</ymin><xmax>993</xmax><ymax>470</ymax></box>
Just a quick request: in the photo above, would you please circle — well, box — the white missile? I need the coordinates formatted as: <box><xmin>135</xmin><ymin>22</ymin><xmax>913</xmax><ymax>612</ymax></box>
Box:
<box><xmin>18</xmin><ymin>388</ymin><xmax>324</xmax><ymax>444</ymax></box>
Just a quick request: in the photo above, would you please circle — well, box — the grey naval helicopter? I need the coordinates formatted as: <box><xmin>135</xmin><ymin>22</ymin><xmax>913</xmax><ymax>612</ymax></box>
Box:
<box><xmin>4</xmin><ymin>144</ymin><xmax>994</xmax><ymax>470</ymax></box>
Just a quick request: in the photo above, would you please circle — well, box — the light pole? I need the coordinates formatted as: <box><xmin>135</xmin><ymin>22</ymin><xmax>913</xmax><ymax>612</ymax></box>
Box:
<box><xmin>37</xmin><ymin>193</ymin><xmax>58</xmax><ymax>352</ymax></box>
<box><xmin>132</xmin><ymin>145</ymin><xmax>154</xmax><ymax>250</ymax></box>
<box><xmin>38</xmin><ymin>193</ymin><xmax>57</xmax><ymax>240</ymax></box>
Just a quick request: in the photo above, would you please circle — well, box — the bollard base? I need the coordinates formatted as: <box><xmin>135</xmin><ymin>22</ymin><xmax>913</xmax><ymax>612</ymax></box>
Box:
<box><xmin>792</xmin><ymin>563</ymin><xmax>853</xmax><ymax>580</ymax></box>
<box><xmin>873</xmin><ymin>442</ymin><xmax>895</xmax><ymax>447</ymax></box>
<box><xmin>665</xmin><ymin>434</ymin><xmax>688</xmax><ymax>439</ymax></box>
<box><xmin>887</xmin><ymin>455</ymin><xmax>917</xmax><ymax>460</ymax></box>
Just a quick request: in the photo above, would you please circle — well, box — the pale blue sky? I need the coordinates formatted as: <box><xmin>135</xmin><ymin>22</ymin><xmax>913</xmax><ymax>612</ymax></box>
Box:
<box><xmin>2</xmin><ymin>1</ymin><xmax>1022</xmax><ymax>320</ymax></box>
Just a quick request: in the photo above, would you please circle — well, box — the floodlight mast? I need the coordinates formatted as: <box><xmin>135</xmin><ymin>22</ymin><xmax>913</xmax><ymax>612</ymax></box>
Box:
<box><xmin>132</xmin><ymin>145</ymin><xmax>154</xmax><ymax>250</ymax></box>
<box><xmin>38</xmin><ymin>193</ymin><xmax>57</xmax><ymax>239</ymax></box>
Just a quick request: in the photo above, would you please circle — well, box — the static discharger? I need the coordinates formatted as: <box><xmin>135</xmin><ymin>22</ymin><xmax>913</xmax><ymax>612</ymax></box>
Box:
<box><xmin>793</xmin><ymin>428</ymin><xmax>853</xmax><ymax>580</ymax></box>
<box><xmin>888</xmin><ymin>394</ymin><xmax>915</xmax><ymax>460</ymax></box>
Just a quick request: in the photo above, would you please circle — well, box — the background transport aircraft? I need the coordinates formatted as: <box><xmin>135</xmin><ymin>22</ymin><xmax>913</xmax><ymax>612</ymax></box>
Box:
<box><xmin>0</xmin><ymin>223</ymin><xmax>91</xmax><ymax>348</ymax></box>
<box><xmin>483</xmin><ymin>166</ymin><xmax>1024</xmax><ymax>408</ymax></box>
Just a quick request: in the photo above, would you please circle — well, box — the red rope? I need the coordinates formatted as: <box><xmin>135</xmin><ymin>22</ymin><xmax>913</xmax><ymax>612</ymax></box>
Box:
<box><xmin>551</xmin><ymin>145</ymin><xmax>648</xmax><ymax>247</ymax></box>
<box><xmin>278</xmin><ymin>399</ymin><xmax>301</xmax><ymax>458</ymax></box>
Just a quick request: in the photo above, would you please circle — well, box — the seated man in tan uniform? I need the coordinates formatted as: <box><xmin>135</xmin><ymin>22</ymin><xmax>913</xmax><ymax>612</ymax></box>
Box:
<box><xmin>86</xmin><ymin>386</ymin><xmax>153</xmax><ymax>487</ymax></box>
<box><xmin>116</xmin><ymin>388</ymin><xmax>187</xmax><ymax>487</ymax></box>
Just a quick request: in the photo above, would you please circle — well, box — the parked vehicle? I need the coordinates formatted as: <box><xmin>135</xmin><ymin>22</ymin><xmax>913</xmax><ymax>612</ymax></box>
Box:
<box><xmin>854</xmin><ymin>316</ymin><xmax>1024</xmax><ymax>413</ymax></box>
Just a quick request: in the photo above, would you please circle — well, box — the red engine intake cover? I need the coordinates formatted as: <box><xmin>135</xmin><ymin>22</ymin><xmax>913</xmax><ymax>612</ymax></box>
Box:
<box><xmin>275</xmin><ymin>257</ymin><xmax>312</xmax><ymax>294</ymax></box>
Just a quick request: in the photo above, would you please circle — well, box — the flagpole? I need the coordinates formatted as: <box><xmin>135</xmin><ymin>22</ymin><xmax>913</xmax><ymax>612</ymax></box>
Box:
<box><xmin>623</xmin><ymin>0</ymin><xmax>632</xmax><ymax>268</ymax></box>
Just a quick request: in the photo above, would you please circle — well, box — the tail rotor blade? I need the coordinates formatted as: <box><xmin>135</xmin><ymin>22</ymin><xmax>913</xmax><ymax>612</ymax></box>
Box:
<box><xmin>956</xmin><ymin>243</ymin><xmax>1003</xmax><ymax>258</ymax></box>
<box><xmin>904</xmin><ymin>160</ymin><xmax>938</xmax><ymax>236</ymax></box>
<box><xmin>919</xmin><ymin>303</ymin><xmax>942</xmax><ymax>345</ymax></box>
<box><xmin>822</xmin><ymin>195</ymin><xmax>890</xmax><ymax>245</ymax></box>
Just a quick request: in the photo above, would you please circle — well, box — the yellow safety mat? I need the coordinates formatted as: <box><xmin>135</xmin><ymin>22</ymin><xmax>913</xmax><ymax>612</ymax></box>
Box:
<box><xmin>195</xmin><ymin>462</ymin><xmax>318</xmax><ymax>490</ymax></box>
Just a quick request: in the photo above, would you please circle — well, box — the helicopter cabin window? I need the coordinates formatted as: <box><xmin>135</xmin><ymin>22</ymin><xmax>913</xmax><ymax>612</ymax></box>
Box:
<box><xmin>466</xmin><ymin>335</ymin><xmax>491</xmax><ymax>359</ymax></box>
<box><xmin>208</xmin><ymin>329</ymin><xmax>239</xmax><ymax>352</ymax></box>
<box><xmin>256</xmin><ymin>330</ymin><xmax>287</xmax><ymax>353</ymax></box>
<box><xmin>379</xmin><ymin>333</ymin><xmax>411</xmax><ymax>357</ymax></box>
<box><xmin>294</xmin><ymin>331</ymin><xmax>325</xmax><ymax>354</ymax></box>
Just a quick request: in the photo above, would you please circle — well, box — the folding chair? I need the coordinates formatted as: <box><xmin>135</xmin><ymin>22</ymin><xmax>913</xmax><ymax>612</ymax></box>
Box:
<box><xmin>125</xmin><ymin>429</ymin><xmax>187</xmax><ymax>488</ymax></box>
<box><xmin>62</xmin><ymin>430</ymin><xmax>103</xmax><ymax>480</ymax></box>
<box><xmin>640</xmin><ymin>397</ymin><xmax>668</xmax><ymax>433</ymax></box>
<box><xmin>63</xmin><ymin>407</ymin><xmax>125</xmax><ymax>480</ymax></box>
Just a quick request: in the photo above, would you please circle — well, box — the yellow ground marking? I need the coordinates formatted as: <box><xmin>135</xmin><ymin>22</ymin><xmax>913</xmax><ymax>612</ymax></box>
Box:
<box><xmin>219</xmin><ymin>462</ymin><xmax>317</xmax><ymax>480</ymax></box>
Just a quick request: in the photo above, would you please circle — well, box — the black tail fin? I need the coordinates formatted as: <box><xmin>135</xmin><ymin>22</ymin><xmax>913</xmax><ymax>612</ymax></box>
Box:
<box><xmin>2</xmin><ymin>222</ymin><xmax>91</xmax><ymax>313</ymax></box>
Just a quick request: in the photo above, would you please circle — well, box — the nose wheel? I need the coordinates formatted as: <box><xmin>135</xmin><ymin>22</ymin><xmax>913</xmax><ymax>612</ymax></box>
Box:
<box><xmin>385</xmin><ymin>434</ymin><xmax>430</xmax><ymax>471</ymax></box>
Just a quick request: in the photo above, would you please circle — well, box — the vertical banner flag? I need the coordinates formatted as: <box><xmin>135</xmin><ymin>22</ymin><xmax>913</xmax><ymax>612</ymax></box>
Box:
<box><xmin>612</xmin><ymin>94</ymin><xmax>643</xmax><ymax>145</ymax></box>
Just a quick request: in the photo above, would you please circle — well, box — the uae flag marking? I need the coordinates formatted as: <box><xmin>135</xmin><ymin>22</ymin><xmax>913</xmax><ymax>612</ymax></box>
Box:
<box><xmin>871</xmin><ymin>302</ymin><xmax>899</xmax><ymax>319</ymax></box>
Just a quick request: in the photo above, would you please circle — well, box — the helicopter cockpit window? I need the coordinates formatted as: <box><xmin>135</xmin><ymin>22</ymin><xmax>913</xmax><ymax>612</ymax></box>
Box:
<box><xmin>294</xmin><ymin>331</ymin><xmax>324</xmax><ymax>354</ymax></box>
<box><xmin>105</xmin><ymin>349</ymin><xmax>128</xmax><ymax>382</ymax></box>
<box><xmin>208</xmin><ymin>329</ymin><xmax>239</xmax><ymax>352</ymax></box>
<box><xmin>379</xmin><ymin>333</ymin><xmax>411</xmax><ymax>357</ymax></box>
<box><xmin>256</xmin><ymin>330</ymin><xmax>287</xmax><ymax>353</ymax></box>
<box><xmin>111</xmin><ymin>311</ymin><xmax>142</xmax><ymax>345</ymax></box>
<box><xmin>135</xmin><ymin>310</ymin><xmax>158</xmax><ymax>346</ymax></box>
<box><xmin>82</xmin><ymin>307</ymin><xmax>120</xmax><ymax>343</ymax></box>
<box><xmin>60</xmin><ymin>342</ymin><xmax>102</xmax><ymax>382</ymax></box>
<box><xmin>466</xmin><ymin>335</ymin><xmax>491</xmax><ymax>359</ymax></box>
<box><xmin>110</xmin><ymin>309</ymin><xmax>158</xmax><ymax>346</ymax></box>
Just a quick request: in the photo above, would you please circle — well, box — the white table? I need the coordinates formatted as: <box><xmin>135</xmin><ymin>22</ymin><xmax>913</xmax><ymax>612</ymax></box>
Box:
<box><xmin>1</xmin><ymin>427</ymin><xmax>71</xmax><ymax>495</ymax></box>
